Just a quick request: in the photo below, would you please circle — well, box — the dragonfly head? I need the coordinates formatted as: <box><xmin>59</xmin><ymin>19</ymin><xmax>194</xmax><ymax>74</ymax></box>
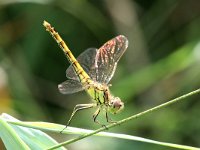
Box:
<box><xmin>108</xmin><ymin>97</ymin><xmax>124</xmax><ymax>114</ymax></box>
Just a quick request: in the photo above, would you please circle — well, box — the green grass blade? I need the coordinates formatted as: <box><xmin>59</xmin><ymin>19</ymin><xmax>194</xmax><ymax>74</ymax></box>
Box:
<box><xmin>4</xmin><ymin>88</ymin><xmax>200</xmax><ymax>150</ymax></box>
<box><xmin>1</xmin><ymin>113</ymin><xmax>66</xmax><ymax>150</ymax></box>
<box><xmin>7</xmin><ymin>121</ymin><xmax>200</xmax><ymax>150</ymax></box>
<box><xmin>0</xmin><ymin>115</ymin><xmax>30</xmax><ymax>150</ymax></box>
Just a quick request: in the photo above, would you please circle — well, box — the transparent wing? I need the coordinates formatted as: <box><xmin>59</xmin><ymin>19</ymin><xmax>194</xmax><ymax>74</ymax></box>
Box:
<box><xmin>95</xmin><ymin>35</ymin><xmax>128</xmax><ymax>83</ymax></box>
<box><xmin>65</xmin><ymin>35</ymin><xmax>128</xmax><ymax>84</ymax></box>
<box><xmin>66</xmin><ymin>48</ymin><xmax>98</xmax><ymax>81</ymax></box>
<box><xmin>58</xmin><ymin>79</ymin><xmax>84</xmax><ymax>94</ymax></box>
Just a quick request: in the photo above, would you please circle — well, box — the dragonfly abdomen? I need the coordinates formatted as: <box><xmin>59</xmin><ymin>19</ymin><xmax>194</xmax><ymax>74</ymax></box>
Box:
<box><xmin>43</xmin><ymin>21</ymin><xmax>90</xmax><ymax>83</ymax></box>
<box><xmin>68</xmin><ymin>58</ymin><xmax>90</xmax><ymax>83</ymax></box>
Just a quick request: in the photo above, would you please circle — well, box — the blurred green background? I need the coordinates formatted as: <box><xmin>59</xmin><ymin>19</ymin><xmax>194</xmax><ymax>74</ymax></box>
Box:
<box><xmin>0</xmin><ymin>0</ymin><xmax>200</xmax><ymax>149</ymax></box>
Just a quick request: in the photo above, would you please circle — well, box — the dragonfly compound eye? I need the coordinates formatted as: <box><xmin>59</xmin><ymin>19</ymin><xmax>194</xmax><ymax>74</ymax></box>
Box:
<box><xmin>109</xmin><ymin>97</ymin><xmax>124</xmax><ymax>114</ymax></box>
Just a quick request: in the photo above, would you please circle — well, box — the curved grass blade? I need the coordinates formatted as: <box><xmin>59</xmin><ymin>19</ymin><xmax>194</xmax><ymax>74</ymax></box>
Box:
<box><xmin>7</xmin><ymin>121</ymin><xmax>199</xmax><ymax>150</ymax></box>
<box><xmin>1</xmin><ymin>113</ymin><xmax>66</xmax><ymax>150</ymax></box>
<box><xmin>0</xmin><ymin>115</ymin><xmax>30</xmax><ymax>150</ymax></box>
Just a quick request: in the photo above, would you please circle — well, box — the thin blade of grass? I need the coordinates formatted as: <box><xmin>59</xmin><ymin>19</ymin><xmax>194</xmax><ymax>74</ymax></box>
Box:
<box><xmin>7</xmin><ymin>119</ymin><xmax>200</xmax><ymax>150</ymax></box>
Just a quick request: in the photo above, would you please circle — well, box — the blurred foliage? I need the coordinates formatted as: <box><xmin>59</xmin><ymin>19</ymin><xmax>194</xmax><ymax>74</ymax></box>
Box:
<box><xmin>0</xmin><ymin>0</ymin><xmax>200</xmax><ymax>149</ymax></box>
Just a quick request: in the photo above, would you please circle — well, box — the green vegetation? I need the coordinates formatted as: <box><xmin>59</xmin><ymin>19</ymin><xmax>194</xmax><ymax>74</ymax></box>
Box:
<box><xmin>0</xmin><ymin>0</ymin><xmax>200</xmax><ymax>149</ymax></box>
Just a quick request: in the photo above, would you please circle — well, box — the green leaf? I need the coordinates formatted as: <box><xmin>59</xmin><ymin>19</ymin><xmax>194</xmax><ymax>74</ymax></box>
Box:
<box><xmin>0</xmin><ymin>115</ymin><xmax>30</xmax><ymax>150</ymax></box>
<box><xmin>7</xmin><ymin>119</ymin><xmax>200</xmax><ymax>150</ymax></box>
<box><xmin>1</xmin><ymin>113</ymin><xmax>66</xmax><ymax>150</ymax></box>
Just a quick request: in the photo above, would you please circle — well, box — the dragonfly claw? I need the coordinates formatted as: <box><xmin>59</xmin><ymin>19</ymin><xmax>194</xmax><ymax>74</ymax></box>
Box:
<box><xmin>60</xmin><ymin>126</ymin><xmax>67</xmax><ymax>134</ymax></box>
<box><xmin>102</xmin><ymin>124</ymin><xmax>108</xmax><ymax>130</ymax></box>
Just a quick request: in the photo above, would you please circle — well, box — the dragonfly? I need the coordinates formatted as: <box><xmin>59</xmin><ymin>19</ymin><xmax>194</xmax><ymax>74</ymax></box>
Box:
<box><xmin>43</xmin><ymin>21</ymin><xmax>128</xmax><ymax>130</ymax></box>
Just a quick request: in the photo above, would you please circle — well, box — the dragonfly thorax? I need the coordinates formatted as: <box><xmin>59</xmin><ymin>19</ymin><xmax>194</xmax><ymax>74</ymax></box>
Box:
<box><xmin>86</xmin><ymin>81</ymin><xmax>109</xmax><ymax>102</ymax></box>
<box><xmin>86</xmin><ymin>81</ymin><xmax>124</xmax><ymax>114</ymax></box>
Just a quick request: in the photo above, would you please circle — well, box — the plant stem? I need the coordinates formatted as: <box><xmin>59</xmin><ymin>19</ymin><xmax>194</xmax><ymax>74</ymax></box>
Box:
<box><xmin>47</xmin><ymin>88</ymin><xmax>200</xmax><ymax>150</ymax></box>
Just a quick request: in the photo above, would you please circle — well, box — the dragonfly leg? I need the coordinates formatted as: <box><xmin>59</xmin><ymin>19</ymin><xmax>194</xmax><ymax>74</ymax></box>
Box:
<box><xmin>93</xmin><ymin>107</ymin><xmax>100</xmax><ymax>124</ymax></box>
<box><xmin>93</xmin><ymin>108</ymin><xmax>106</xmax><ymax>128</ymax></box>
<box><xmin>60</xmin><ymin>103</ymin><xmax>95</xmax><ymax>133</ymax></box>
<box><xmin>106</xmin><ymin>111</ymin><xmax>116</xmax><ymax>123</ymax></box>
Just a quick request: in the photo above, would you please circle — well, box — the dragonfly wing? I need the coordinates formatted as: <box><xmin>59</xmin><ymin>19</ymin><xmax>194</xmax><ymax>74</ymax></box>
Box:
<box><xmin>95</xmin><ymin>35</ymin><xmax>128</xmax><ymax>83</ymax></box>
<box><xmin>65</xmin><ymin>35</ymin><xmax>128</xmax><ymax>84</ymax></box>
<box><xmin>66</xmin><ymin>48</ymin><xmax>98</xmax><ymax>81</ymax></box>
<box><xmin>58</xmin><ymin>79</ymin><xmax>85</xmax><ymax>94</ymax></box>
